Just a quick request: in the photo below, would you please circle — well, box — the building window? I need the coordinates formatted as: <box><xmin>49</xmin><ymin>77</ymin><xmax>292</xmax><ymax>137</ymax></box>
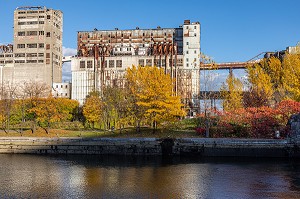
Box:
<box><xmin>26</xmin><ymin>60</ymin><xmax>37</xmax><ymax>63</ymax></box>
<box><xmin>104</xmin><ymin>60</ymin><xmax>108</xmax><ymax>68</ymax></box>
<box><xmin>27</xmin><ymin>43</ymin><xmax>37</xmax><ymax>48</ymax></box>
<box><xmin>146</xmin><ymin>59</ymin><xmax>152</xmax><ymax>66</ymax></box>
<box><xmin>186</xmin><ymin>26</ymin><xmax>189</xmax><ymax>29</ymax></box>
<box><xmin>47</xmin><ymin>15</ymin><xmax>51</xmax><ymax>19</ymax></box>
<box><xmin>186</xmin><ymin>50</ymin><xmax>189</xmax><ymax>54</ymax></box>
<box><xmin>15</xmin><ymin>60</ymin><xmax>25</xmax><ymax>63</ymax></box>
<box><xmin>39</xmin><ymin>21</ymin><xmax>44</xmax><ymax>24</ymax></box>
<box><xmin>39</xmin><ymin>31</ymin><xmax>44</xmax><ymax>35</ymax></box>
<box><xmin>27</xmin><ymin>31</ymin><xmax>37</xmax><ymax>36</ymax></box>
<box><xmin>46</xmin><ymin>59</ymin><xmax>50</xmax><ymax>64</ymax></box>
<box><xmin>138</xmin><ymin>59</ymin><xmax>144</xmax><ymax>66</ymax></box>
<box><xmin>194</xmin><ymin>58</ymin><xmax>197</xmax><ymax>62</ymax></box>
<box><xmin>15</xmin><ymin>53</ymin><xmax>25</xmax><ymax>57</ymax></box>
<box><xmin>109</xmin><ymin>60</ymin><xmax>114</xmax><ymax>68</ymax></box>
<box><xmin>38</xmin><ymin>60</ymin><xmax>44</xmax><ymax>63</ymax></box>
<box><xmin>194</xmin><ymin>33</ymin><xmax>197</xmax><ymax>37</ymax></box>
<box><xmin>38</xmin><ymin>53</ymin><xmax>44</xmax><ymax>57</ymax></box>
<box><xmin>27</xmin><ymin>21</ymin><xmax>38</xmax><ymax>25</ymax></box>
<box><xmin>194</xmin><ymin>50</ymin><xmax>197</xmax><ymax>54</ymax></box>
<box><xmin>27</xmin><ymin>53</ymin><xmax>37</xmax><ymax>57</ymax></box>
<box><xmin>186</xmin><ymin>42</ymin><xmax>189</xmax><ymax>45</ymax></box>
<box><xmin>46</xmin><ymin>44</ymin><xmax>50</xmax><ymax>50</ymax></box>
<box><xmin>39</xmin><ymin>15</ymin><xmax>45</xmax><ymax>18</ymax></box>
<box><xmin>65</xmin><ymin>85</ymin><xmax>68</xmax><ymax>89</ymax></box>
<box><xmin>80</xmin><ymin>61</ymin><xmax>85</xmax><ymax>68</ymax></box>
<box><xmin>18</xmin><ymin>22</ymin><xmax>26</xmax><ymax>25</ymax></box>
<box><xmin>17</xmin><ymin>44</ymin><xmax>25</xmax><ymax>48</ymax></box>
<box><xmin>186</xmin><ymin>58</ymin><xmax>189</xmax><ymax>62</ymax></box>
<box><xmin>39</xmin><ymin>43</ymin><xmax>44</xmax><ymax>48</ymax></box>
<box><xmin>18</xmin><ymin>32</ymin><xmax>25</xmax><ymax>36</ymax></box>
<box><xmin>46</xmin><ymin>32</ymin><xmax>51</xmax><ymax>37</ymax></box>
<box><xmin>116</xmin><ymin>60</ymin><xmax>122</xmax><ymax>68</ymax></box>
<box><xmin>87</xmin><ymin>60</ymin><xmax>93</xmax><ymax>68</ymax></box>
<box><xmin>46</xmin><ymin>53</ymin><xmax>50</xmax><ymax>58</ymax></box>
<box><xmin>194</xmin><ymin>26</ymin><xmax>197</xmax><ymax>29</ymax></box>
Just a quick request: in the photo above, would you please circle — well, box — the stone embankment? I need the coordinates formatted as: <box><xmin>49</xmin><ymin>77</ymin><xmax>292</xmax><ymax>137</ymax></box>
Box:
<box><xmin>0</xmin><ymin>113</ymin><xmax>299</xmax><ymax>157</ymax></box>
<box><xmin>0</xmin><ymin>137</ymin><xmax>299</xmax><ymax>158</ymax></box>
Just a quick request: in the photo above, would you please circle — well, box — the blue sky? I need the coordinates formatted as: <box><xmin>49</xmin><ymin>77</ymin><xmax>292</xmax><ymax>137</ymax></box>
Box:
<box><xmin>0</xmin><ymin>0</ymin><xmax>299</xmax><ymax>82</ymax></box>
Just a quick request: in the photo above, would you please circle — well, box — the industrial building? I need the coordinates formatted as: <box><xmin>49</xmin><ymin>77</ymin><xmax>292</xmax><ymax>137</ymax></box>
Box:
<box><xmin>0</xmin><ymin>6</ymin><xmax>63</xmax><ymax>93</ymax></box>
<box><xmin>71</xmin><ymin>20</ymin><xmax>201</xmax><ymax>113</ymax></box>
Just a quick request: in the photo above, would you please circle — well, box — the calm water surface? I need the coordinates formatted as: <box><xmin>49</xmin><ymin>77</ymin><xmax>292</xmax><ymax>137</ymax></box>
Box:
<box><xmin>0</xmin><ymin>154</ymin><xmax>299</xmax><ymax>199</ymax></box>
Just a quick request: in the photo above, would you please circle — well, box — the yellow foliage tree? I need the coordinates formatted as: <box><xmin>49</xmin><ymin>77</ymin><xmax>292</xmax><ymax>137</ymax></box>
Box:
<box><xmin>245</xmin><ymin>61</ymin><xmax>274</xmax><ymax>107</ymax></box>
<box><xmin>28</xmin><ymin>96</ymin><xmax>79</xmax><ymax>133</ymax></box>
<box><xmin>220</xmin><ymin>73</ymin><xmax>244</xmax><ymax>111</ymax></box>
<box><xmin>125</xmin><ymin>66</ymin><xmax>185</xmax><ymax>132</ymax></box>
<box><xmin>282</xmin><ymin>54</ymin><xmax>300</xmax><ymax>101</ymax></box>
<box><xmin>82</xmin><ymin>92</ymin><xmax>102</xmax><ymax>128</ymax></box>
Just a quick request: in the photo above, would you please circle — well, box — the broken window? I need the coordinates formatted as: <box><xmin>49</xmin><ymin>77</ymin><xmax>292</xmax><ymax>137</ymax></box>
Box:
<box><xmin>109</xmin><ymin>60</ymin><xmax>114</xmax><ymax>68</ymax></box>
<box><xmin>138</xmin><ymin>59</ymin><xmax>144</xmax><ymax>66</ymax></box>
<box><xmin>116</xmin><ymin>60</ymin><xmax>122</xmax><ymax>68</ymax></box>
<box><xmin>146</xmin><ymin>59</ymin><xmax>152</xmax><ymax>66</ymax></box>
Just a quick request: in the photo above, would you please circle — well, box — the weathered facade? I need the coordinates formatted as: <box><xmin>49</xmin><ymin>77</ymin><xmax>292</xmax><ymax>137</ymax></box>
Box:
<box><xmin>71</xmin><ymin>20</ymin><xmax>201</xmax><ymax>113</ymax></box>
<box><xmin>0</xmin><ymin>6</ymin><xmax>63</xmax><ymax>91</ymax></box>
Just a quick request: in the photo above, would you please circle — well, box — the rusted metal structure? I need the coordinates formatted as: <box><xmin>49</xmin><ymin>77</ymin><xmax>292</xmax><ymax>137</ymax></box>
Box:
<box><xmin>72</xmin><ymin>20</ymin><xmax>201</xmax><ymax>114</ymax></box>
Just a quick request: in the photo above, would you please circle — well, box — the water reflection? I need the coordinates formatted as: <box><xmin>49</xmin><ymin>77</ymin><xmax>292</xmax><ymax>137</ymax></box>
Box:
<box><xmin>0</xmin><ymin>154</ymin><xmax>299</xmax><ymax>198</ymax></box>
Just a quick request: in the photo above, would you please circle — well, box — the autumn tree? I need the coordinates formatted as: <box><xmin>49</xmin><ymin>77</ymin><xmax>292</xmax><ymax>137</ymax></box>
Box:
<box><xmin>82</xmin><ymin>92</ymin><xmax>102</xmax><ymax>128</ymax></box>
<box><xmin>282</xmin><ymin>54</ymin><xmax>300</xmax><ymax>101</ymax></box>
<box><xmin>102</xmin><ymin>86</ymin><xmax>128</xmax><ymax>132</ymax></box>
<box><xmin>245</xmin><ymin>61</ymin><xmax>274</xmax><ymax>107</ymax></box>
<box><xmin>125</xmin><ymin>66</ymin><xmax>185</xmax><ymax>133</ymax></box>
<box><xmin>28</xmin><ymin>96</ymin><xmax>79</xmax><ymax>133</ymax></box>
<box><xmin>220</xmin><ymin>73</ymin><xmax>244</xmax><ymax>111</ymax></box>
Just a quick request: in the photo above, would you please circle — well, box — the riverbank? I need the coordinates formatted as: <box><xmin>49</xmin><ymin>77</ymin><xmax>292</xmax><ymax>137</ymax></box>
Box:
<box><xmin>0</xmin><ymin>137</ymin><xmax>299</xmax><ymax>158</ymax></box>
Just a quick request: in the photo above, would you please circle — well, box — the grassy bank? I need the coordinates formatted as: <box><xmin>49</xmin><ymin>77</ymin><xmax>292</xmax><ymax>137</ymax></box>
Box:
<box><xmin>0</xmin><ymin>127</ymin><xmax>197</xmax><ymax>138</ymax></box>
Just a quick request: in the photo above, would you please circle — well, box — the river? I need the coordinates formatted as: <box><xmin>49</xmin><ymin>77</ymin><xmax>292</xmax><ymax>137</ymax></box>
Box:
<box><xmin>0</xmin><ymin>154</ymin><xmax>299</xmax><ymax>198</ymax></box>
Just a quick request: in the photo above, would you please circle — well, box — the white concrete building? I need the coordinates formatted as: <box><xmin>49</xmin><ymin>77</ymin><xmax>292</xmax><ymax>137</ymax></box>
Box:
<box><xmin>0</xmin><ymin>6</ymin><xmax>63</xmax><ymax>91</ymax></box>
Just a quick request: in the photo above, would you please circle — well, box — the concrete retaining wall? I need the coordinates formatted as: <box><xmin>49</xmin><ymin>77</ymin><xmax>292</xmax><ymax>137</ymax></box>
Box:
<box><xmin>0</xmin><ymin>137</ymin><xmax>299</xmax><ymax>158</ymax></box>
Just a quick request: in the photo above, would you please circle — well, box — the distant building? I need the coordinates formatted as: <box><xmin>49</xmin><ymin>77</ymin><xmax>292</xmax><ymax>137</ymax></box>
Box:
<box><xmin>71</xmin><ymin>20</ymin><xmax>201</xmax><ymax>113</ymax></box>
<box><xmin>53</xmin><ymin>82</ymin><xmax>71</xmax><ymax>98</ymax></box>
<box><xmin>0</xmin><ymin>6</ymin><xmax>63</xmax><ymax>91</ymax></box>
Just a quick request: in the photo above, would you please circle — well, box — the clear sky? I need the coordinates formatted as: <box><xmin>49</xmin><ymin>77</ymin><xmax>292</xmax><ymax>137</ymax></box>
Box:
<box><xmin>0</xmin><ymin>0</ymin><xmax>299</xmax><ymax>83</ymax></box>
<box><xmin>1</xmin><ymin>0</ymin><xmax>299</xmax><ymax>62</ymax></box>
